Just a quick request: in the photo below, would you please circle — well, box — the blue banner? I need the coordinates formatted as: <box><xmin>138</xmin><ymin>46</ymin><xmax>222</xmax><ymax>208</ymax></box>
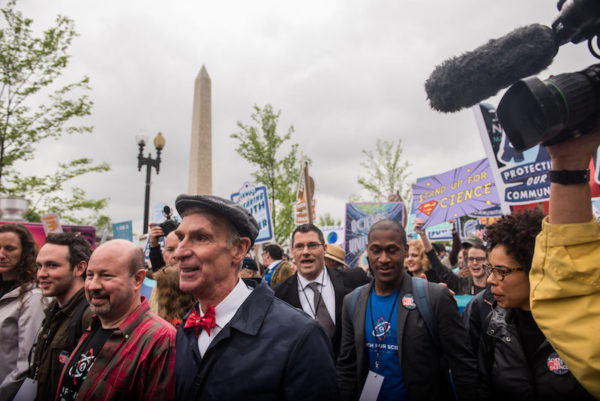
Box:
<box><xmin>344</xmin><ymin>202</ymin><xmax>404</xmax><ymax>269</ymax></box>
<box><xmin>112</xmin><ymin>220</ymin><xmax>133</xmax><ymax>241</ymax></box>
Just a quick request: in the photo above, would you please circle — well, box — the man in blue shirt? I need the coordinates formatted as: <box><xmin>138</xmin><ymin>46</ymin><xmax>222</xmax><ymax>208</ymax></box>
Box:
<box><xmin>336</xmin><ymin>219</ymin><xmax>478</xmax><ymax>401</ymax></box>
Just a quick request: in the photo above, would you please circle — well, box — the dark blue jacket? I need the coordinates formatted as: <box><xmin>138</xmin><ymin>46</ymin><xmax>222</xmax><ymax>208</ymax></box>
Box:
<box><xmin>176</xmin><ymin>279</ymin><xmax>340</xmax><ymax>401</ymax></box>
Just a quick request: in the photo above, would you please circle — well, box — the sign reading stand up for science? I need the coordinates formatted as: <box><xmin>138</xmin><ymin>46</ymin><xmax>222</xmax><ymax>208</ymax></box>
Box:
<box><xmin>231</xmin><ymin>182</ymin><xmax>274</xmax><ymax>244</ymax></box>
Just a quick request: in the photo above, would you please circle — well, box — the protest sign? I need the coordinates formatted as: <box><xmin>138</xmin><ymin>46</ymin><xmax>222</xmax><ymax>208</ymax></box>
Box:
<box><xmin>41</xmin><ymin>213</ymin><xmax>63</xmax><ymax>235</ymax></box>
<box><xmin>322</xmin><ymin>225</ymin><xmax>344</xmax><ymax>245</ymax></box>
<box><xmin>112</xmin><ymin>220</ymin><xmax>133</xmax><ymax>241</ymax></box>
<box><xmin>231</xmin><ymin>182</ymin><xmax>274</xmax><ymax>243</ymax></box>
<box><xmin>295</xmin><ymin>163</ymin><xmax>316</xmax><ymax>224</ymax></box>
<box><xmin>412</xmin><ymin>158</ymin><xmax>500</xmax><ymax>228</ymax></box>
<box><xmin>474</xmin><ymin>103</ymin><xmax>552</xmax><ymax>212</ymax></box>
<box><xmin>345</xmin><ymin>202</ymin><xmax>404</xmax><ymax>269</ymax></box>
<box><xmin>593</xmin><ymin>198</ymin><xmax>600</xmax><ymax>222</ymax></box>
<box><xmin>405</xmin><ymin>213</ymin><xmax>454</xmax><ymax>242</ymax></box>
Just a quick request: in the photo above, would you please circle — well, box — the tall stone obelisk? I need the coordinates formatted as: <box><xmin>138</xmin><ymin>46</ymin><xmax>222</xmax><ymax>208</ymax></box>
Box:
<box><xmin>188</xmin><ymin>65</ymin><xmax>212</xmax><ymax>195</ymax></box>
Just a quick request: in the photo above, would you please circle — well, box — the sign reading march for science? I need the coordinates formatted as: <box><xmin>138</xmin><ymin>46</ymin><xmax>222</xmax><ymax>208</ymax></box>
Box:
<box><xmin>412</xmin><ymin>158</ymin><xmax>501</xmax><ymax>228</ymax></box>
<box><xmin>345</xmin><ymin>202</ymin><xmax>404</xmax><ymax>269</ymax></box>
<box><xmin>231</xmin><ymin>182</ymin><xmax>274</xmax><ymax>244</ymax></box>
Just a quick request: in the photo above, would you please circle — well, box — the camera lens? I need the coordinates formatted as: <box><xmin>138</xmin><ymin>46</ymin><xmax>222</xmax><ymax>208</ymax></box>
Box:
<box><xmin>498</xmin><ymin>64</ymin><xmax>600</xmax><ymax>151</ymax></box>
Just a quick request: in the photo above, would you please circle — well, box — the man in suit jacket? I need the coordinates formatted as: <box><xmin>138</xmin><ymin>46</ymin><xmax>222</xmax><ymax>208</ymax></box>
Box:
<box><xmin>274</xmin><ymin>223</ymin><xmax>369</xmax><ymax>359</ymax></box>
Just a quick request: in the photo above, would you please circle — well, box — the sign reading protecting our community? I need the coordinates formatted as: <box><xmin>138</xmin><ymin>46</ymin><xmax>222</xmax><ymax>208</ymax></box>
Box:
<box><xmin>231</xmin><ymin>182</ymin><xmax>274</xmax><ymax>244</ymax></box>
<box><xmin>344</xmin><ymin>202</ymin><xmax>404</xmax><ymax>269</ymax></box>
<box><xmin>411</xmin><ymin>158</ymin><xmax>500</xmax><ymax>228</ymax></box>
<box><xmin>474</xmin><ymin>103</ymin><xmax>552</xmax><ymax>211</ymax></box>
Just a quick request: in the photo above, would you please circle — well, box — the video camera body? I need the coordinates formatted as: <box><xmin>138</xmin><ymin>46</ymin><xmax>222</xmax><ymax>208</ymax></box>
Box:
<box><xmin>426</xmin><ymin>0</ymin><xmax>600</xmax><ymax>151</ymax></box>
<box><xmin>158</xmin><ymin>205</ymin><xmax>179</xmax><ymax>236</ymax></box>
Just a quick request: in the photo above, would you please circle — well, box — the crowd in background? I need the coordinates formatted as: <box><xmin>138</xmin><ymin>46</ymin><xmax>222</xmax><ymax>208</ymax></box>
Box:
<box><xmin>0</xmin><ymin>131</ymin><xmax>599</xmax><ymax>401</ymax></box>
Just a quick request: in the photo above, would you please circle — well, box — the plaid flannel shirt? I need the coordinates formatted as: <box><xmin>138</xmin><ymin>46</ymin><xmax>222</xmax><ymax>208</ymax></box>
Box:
<box><xmin>55</xmin><ymin>298</ymin><xmax>176</xmax><ymax>401</ymax></box>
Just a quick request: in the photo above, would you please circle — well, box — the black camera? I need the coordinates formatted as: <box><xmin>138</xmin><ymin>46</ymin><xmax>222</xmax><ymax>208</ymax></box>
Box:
<box><xmin>498</xmin><ymin>0</ymin><xmax>600</xmax><ymax>151</ymax></box>
<box><xmin>158</xmin><ymin>205</ymin><xmax>179</xmax><ymax>236</ymax></box>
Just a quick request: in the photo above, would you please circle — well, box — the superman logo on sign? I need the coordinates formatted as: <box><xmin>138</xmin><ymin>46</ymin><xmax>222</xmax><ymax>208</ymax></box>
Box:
<box><xmin>418</xmin><ymin>201</ymin><xmax>437</xmax><ymax>216</ymax></box>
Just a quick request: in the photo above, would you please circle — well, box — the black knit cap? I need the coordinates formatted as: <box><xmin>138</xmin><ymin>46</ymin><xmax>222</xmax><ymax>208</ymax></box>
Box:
<box><xmin>175</xmin><ymin>194</ymin><xmax>259</xmax><ymax>246</ymax></box>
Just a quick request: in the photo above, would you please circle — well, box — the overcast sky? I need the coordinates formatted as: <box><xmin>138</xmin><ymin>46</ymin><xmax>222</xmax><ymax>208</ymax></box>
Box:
<box><xmin>13</xmin><ymin>0</ymin><xmax>592</xmax><ymax>234</ymax></box>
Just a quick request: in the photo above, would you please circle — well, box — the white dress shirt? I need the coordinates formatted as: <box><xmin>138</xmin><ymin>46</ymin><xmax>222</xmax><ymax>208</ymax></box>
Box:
<box><xmin>197</xmin><ymin>279</ymin><xmax>252</xmax><ymax>356</ymax></box>
<box><xmin>297</xmin><ymin>268</ymin><xmax>336</xmax><ymax>324</ymax></box>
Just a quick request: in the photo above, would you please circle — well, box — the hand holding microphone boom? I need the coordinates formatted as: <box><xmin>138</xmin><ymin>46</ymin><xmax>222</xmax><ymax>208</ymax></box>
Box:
<box><xmin>425</xmin><ymin>24</ymin><xmax>559</xmax><ymax>113</ymax></box>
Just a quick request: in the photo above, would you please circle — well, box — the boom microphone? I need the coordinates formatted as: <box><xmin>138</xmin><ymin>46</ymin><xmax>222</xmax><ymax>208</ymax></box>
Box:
<box><xmin>425</xmin><ymin>24</ymin><xmax>559</xmax><ymax>113</ymax></box>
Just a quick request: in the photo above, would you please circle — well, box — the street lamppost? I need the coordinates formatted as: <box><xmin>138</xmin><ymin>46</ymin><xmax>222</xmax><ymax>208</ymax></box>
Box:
<box><xmin>137</xmin><ymin>132</ymin><xmax>166</xmax><ymax>234</ymax></box>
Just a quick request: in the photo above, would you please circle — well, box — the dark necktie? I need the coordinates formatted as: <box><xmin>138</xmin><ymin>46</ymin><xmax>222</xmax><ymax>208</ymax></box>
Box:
<box><xmin>307</xmin><ymin>282</ymin><xmax>336</xmax><ymax>338</ymax></box>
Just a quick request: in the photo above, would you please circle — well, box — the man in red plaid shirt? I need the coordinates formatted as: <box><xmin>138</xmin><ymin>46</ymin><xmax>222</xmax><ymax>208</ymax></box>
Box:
<box><xmin>55</xmin><ymin>239</ymin><xmax>176</xmax><ymax>401</ymax></box>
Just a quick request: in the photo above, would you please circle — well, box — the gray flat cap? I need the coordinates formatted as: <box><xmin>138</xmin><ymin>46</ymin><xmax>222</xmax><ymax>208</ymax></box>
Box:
<box><xmin>462</xmin><ymin>234</ymin><xmax>484</xmax><ymax>248</ymax></box>
<box><xmin>175</xmin><ymin>194</ymin><xmax>259</xmax><ymax>246</ymax></box>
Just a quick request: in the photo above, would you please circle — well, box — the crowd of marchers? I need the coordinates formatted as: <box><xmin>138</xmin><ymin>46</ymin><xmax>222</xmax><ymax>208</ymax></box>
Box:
<box><xmin>0</xmin><ymin>131</ymin><xmax>599</xmax><ymax>401</ymax></box>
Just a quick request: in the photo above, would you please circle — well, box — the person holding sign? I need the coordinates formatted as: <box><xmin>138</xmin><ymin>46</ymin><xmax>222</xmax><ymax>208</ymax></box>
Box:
<box><xmin>415</xmin><ymin>218</ymin><xmax>489</xmax><ymax>295</ymax></box>
<box><xmin>336</xmin><ymin>219</ymin><xmax>477</xmax><ymax>401</ymax></box>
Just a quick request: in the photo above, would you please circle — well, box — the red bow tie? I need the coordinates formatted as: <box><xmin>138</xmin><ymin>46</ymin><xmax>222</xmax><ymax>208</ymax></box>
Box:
<box><xmin>184</xmin><ymin>305</ymin><xmax>216</xmax><ymax>337</ymax></box>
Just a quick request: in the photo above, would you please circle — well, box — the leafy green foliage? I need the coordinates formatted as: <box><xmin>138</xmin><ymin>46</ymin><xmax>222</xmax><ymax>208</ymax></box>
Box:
<box><xmin>356</xmin><ymin>138</ymin><xmax>412</xmax><ymax>203</ymax></box>
<box><xmin>231</xmin><ymin>104</ymin><xmax>304</xmax><ymax>244</ymax></box>
<box><xmin>317</xmin><ymin>212</ymin><xmax>341</xmax><ymax>227</ymax></box>
<box><xmin>0</xmin><ymin>1</ymin><xmax>110</xmax><ymax>225</ymax></box>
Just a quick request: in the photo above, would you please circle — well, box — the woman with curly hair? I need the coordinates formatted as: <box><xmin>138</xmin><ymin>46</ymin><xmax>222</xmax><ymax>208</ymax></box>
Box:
<box><xmin>479</xmin><ymin>209</ymin><xmax>594</xmax><ymax>400</ymax></box>
<box><xmin>404</xmin><ymin>238</ymin><xmax>431</xmax><ymax>277</ymax></box>
<box><xmin>0</xmin><ymin>223</ymin><xmax>47</xmax><ymax>401</ymax></box>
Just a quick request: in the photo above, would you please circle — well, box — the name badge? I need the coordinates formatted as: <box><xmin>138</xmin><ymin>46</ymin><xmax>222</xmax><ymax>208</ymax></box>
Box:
<box><xmin>13</xmin><ymin>377</ymin><xmax>37</xmax><ymax>401</ymax></box>
<box><xmin>359</xmin><ymin>370</ymin><xmax>384</xmax><ymax>401</ymax></box>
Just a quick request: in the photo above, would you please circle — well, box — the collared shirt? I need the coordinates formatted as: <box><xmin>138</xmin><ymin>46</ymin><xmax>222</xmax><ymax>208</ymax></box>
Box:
<box><xmin>263</xmin><ymin>260</ymin><xmax>282</xmax><ymax>286</ymax></box>
<box><xmin>197</xmin><ymin>279</ymin><xmax>252</xmax><ymax>356</ymax></box>
<box><xmin>297</xmin><ymin>269</ymin><xmax>336</xmax><ymax>324</ymax></box>
<box><xmin>55</xmin><ymin>297</ymin><xmax>176</xmax><ymax>401</ymax></box>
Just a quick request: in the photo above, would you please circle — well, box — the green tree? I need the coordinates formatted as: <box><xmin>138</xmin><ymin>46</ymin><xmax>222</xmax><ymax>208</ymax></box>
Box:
<box><xmin>356</xmin><ymin>138</ymin><xmax>412</xmax><ymax>203</ymax></box>
<box><xmin>0</xmin><ymin>1</ymin><xmax>110</xmax><ymax>224</ymax></box>
<box><xmin>231</xmin><ymin>104</ymin><xmax>304</xmax><ymax>244</ymax></box>
<box><xmin>317</xmin><ymin>212</ymin><xmax>341</xmax><ymax>227</ymax></box>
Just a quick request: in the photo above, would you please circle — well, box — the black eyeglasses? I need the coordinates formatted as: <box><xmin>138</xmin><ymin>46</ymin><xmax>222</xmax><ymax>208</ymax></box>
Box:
<box><xmin>292</xmin><ymin>242</ymin><xmax>324</xmax><ymax>251</ymax></box>
<box><xmin>467</xmin><ymin>256</ymin><xmax>487</xmax><ymax>263</ymax></box>
<box><xmin>483</xmin><ymin>264</ymin><xmax>526</xmax><ymax>281</ymax></box>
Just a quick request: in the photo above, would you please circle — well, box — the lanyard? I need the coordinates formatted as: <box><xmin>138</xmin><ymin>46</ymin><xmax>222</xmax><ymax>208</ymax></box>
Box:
<box><xmin>368</xmin><ymin>289</ymin><xmax>399</xmax><ymax>372</ymax></box>
<box><xmin>300</xmin><ymin>271</ymin><xmax>326</xmax><ymax>319</ymax></box>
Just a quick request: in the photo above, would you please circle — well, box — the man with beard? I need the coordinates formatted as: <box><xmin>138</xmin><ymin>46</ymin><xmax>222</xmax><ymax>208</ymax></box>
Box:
<box><xmin>27</xmin><ymin>233</ymin><xmax>93</xmax><ymax>401</ymax></box>
<box><xmin>55</xmin><ymin>239</ymin><xmax>176</xmax><ymax>401</ymax></box>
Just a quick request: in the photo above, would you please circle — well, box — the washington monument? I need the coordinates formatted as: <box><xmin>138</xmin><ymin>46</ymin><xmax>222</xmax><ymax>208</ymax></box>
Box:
<box><xmin>188</xmin><ymin>65</ymin><xmax>212</xmax><ymax>195</ymax></box>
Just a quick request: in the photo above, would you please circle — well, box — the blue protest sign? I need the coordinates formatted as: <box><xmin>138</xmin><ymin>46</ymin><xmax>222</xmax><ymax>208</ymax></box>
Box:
<box><xmin>112</xmin><ymin>220</ymin><xmax>133</xmax><ymax>241</ymax></box>
<box><xmin>231</xmin><ymin>182</ymin><xmax>274</xmax><ymax>244</ymax></box>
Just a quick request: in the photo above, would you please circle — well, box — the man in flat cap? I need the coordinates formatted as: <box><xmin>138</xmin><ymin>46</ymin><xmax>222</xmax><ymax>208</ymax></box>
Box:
<box><xmin>173</xmin><ymin>194</ymin><xmax>339</xmax><ymax>401</ymax></box>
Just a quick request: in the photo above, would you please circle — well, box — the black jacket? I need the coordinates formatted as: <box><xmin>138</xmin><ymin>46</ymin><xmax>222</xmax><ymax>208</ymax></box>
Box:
<box><xmin>426</xmin><ymin>249</ymin><xmax>485</xmax><ymax>295</ymax></box>
<box><xmin>462</xmin><ymin>285</ymin><xmax>493</xmax><ymax>355</ymax></box>
<box><xmin>479</xmin><ymin>305</ymin><xmax>595</xmax><ymax>401</ymax></box>
<box><xmin>336</xmin><ymin>272</ymin><xmax>478</xmax><ymax>401</ymax></box>
<box><xmin>175</xmin><ymin>279</ymin><xmax>339</xmax><ymax>401</ymax></box>
<box><xmin>30</xmin><ymin>288</ymin><xmax>92</xmax><ymax>401</ymax></box>
<box><xmin>273</xmin><ymin>266</ymin><xmax>369</xmax><ymax>359</ymax></box>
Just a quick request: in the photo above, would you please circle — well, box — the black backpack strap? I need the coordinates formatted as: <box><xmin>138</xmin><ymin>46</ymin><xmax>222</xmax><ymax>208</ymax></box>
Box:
<box><xmin>66</xmin><ymin>299</ymin><xmax>89</xmax><ymax>353</ymax></box>
<box><xmin>347</xmin><ymin>284</ymin><xmax>369</xmax><ymax>323</ymax></box>
<box><xmin>411</xmin><ymin>276</ymin><xmax>459</xmax><ymax>401</ymax></box>
<box><xmin>411</xmin><ymin>276</ymin><xmax>440</xmax><ymax>348</ymax></box>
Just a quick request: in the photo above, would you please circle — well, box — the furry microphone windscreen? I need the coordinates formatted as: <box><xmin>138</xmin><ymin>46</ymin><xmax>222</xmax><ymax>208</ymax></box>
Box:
<box><xmin>425</xmin><ymin>24</ymin><xmax>559</xmax><ymax>113</ymax></box>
